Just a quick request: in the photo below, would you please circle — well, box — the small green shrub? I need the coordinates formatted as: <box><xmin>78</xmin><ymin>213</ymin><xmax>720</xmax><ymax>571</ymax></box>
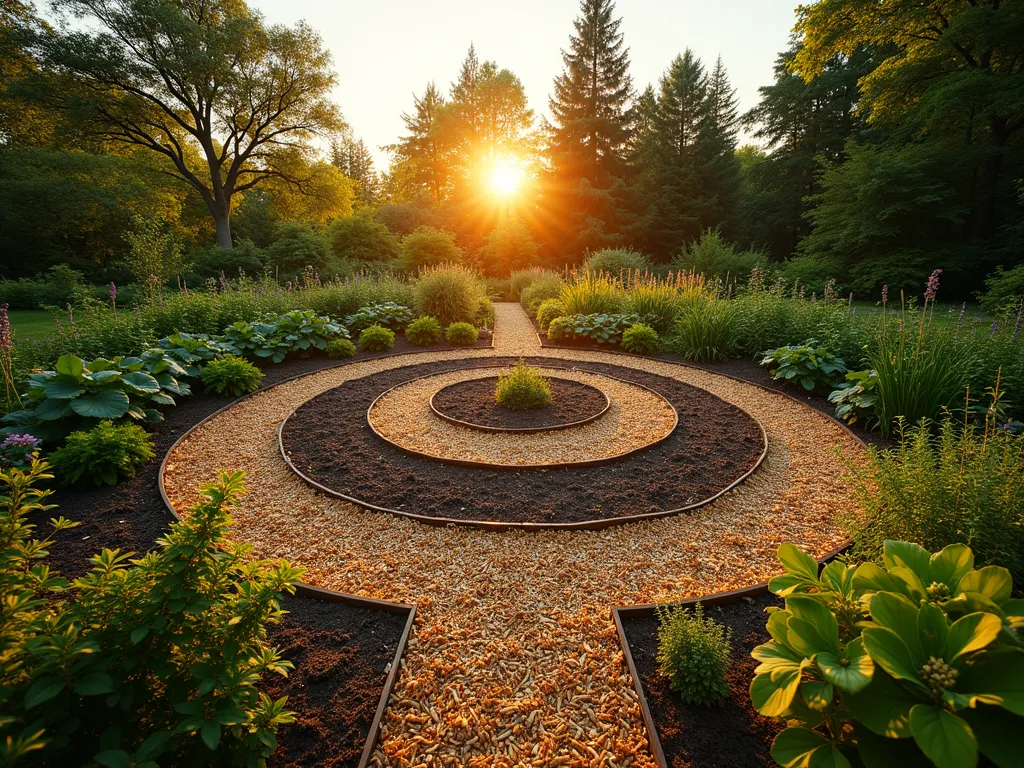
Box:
<box><xmin>829</xmin><ymin>369</ymin><xmax>879</xmax><ymax>428</ymax></box>
<box><xmin>621</xmin><ymin>323</ymin><xmax>660</xmax><ymax>354</ymax></box>
<box><xmin>536</xmin><ymin>298</ymin><xmax>567</xmax><ymax>332</ymax></box>
<box><xmin>656</xmin><ymin>603</ymin><xmax>732</xmax><ymax>706</ymax></box>
<box><xmin>326</xmin><ymin>337</ymin><xmax>357</xmax><ymax>358</ymax></box>
<box><xmin>49</xmin><ymin>420</ymin><xmax>154</xmax><ymax>486</ymax></box>
<box><xmin>753</xmin><ymin>541</ymin><xmax>1024</xmax><ymax>768</ymax></box>
<box><xmin>760</xmin><ymin>339</ymin><xmax>847</xmax><ymax>393</ymax></box>
<box><xmin>509</xmin><ymin>267</ymin><xmax>553</xmax><ymax>299</ymax></box>
<box><xmin>200</xmin><ymin>354</ymin><xmax>265</xmax><ymax>397</ymax></box>
<box><xmin>668</xmin><ymin>301</ymin><xmax>739</xmax><ymax>362</ymax></box>
<box><xmin>495</xmin><ymin>361</ymin><xmax>552</xmax><ymax>410</ymax></box>
<box><xmin>520</xmin><ymin>273</ymin><xmax>564</xmax><ymax>317</ymax></box>
<box><xmin>445</xmin><ymin>322</ymin><xmax>478</xmax><ymax>346</ymax></box>
<box><xmin>358</xmin><ymin>324</ymin><xmax>395</xmax><ymax>352</ymax></box>
<box><xmin>585</xmin><ymin>247</ymin><xmax>651</xmax><ymax>276</ymax></box>
<box><xmin>413</xmin><ymin>263</ymin><xmax>487</xmax><ymax>327</ymax></box>
<box><xmin>405</xmin><ymin>316</ymin><xmax>442</xmax><ymax>346</ymax></box>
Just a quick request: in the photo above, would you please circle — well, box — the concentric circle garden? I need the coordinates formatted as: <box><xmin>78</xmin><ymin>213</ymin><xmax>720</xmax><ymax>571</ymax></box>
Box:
<box><xmin>161</xmin><ymin>303</ymin><xmax>864</xmax><ymax>766</ymax></box>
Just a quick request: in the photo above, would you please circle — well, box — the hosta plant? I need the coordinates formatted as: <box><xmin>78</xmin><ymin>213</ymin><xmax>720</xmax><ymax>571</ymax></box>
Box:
<box><xmin>221</xmin><ymin>310</ymin><xmax>346</xmax><ymax>363</ymax></box>
<box><xmin>344</xmin><ymin>302</ymin><xmax>414</xmax><ymax>333</ymax></box>
<box><xmin>760</xmin><ymin>339</ymin><xmax>848</xmax><ymax>393</ymax></box>
<box><xmin>200</xmin><ymin>354</ymin><xmax>264</xmax><ymax>397</ymax></box>
<box><xmin>752</xmin><ymin>540</ymin><xmax>1024</xmax><ymax>768</ymax></box>
<box><xmin>829</xmin><ymin>369</ymin><xmax>879</xmax><ymax>428</ymax></box>
<box><xmin>547</xmin><ymin>313</ymin><xmax>640</xmax><ymax>345</ymax></box>
<box><xmin>156</xmin><ymin>332</ymin><xmax>234</xmax><ymax>377</ymax></box>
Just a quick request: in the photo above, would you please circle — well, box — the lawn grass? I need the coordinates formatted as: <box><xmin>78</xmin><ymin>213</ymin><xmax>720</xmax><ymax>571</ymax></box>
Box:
<box><xmin>850</xmin><ymin>300</ymin><xmax>990</xmax><ymax>327</ymax></box>
<box><xmin>9</xmin><ymin>309</ymin><xmax>55</xmax><ymax>341</ymax></box>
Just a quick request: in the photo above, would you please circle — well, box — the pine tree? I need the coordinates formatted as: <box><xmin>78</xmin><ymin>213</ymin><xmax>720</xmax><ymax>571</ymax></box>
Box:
<box><xmin>386</xmin><ymin>82</ymin><xmax>452</xmax><ymax>203</ymax></box>
<box><xmin>701</xmin><ymin>56</ymin><xmax>741</xmax><ymax>234</ymax></box>
<box><xmin>332</xmin><ymin>136</ymin><xmax>380</xmax><ymax>207</ymax></box>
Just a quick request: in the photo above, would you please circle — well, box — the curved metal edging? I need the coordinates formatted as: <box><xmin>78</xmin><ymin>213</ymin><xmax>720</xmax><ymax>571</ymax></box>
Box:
<box><xmin>357</xmin><ymin>363</ymin><xmax>679</xmax><ymax>470</ymax></box>
<box><xmin>274</xmin><ymin>358</ymin><xmax>769</xmax><ymax>531</ymax></box>
<box><xmin>427</xmin><ymin>371</ymin><xmax>612</xmax><ymax>435</ymax></box>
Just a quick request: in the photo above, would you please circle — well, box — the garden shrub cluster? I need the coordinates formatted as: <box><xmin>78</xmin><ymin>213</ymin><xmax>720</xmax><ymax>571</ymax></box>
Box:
<box><xmin>495</xmin><ymin>361</ymin><xmax>552</xmax><ymax>411</ymax></box>
<box><xmin>536</xmin><ymin>298</ymin><xmax>567</xmax><ymax>332</ymax></box>
<box><xmin>200</xmin><ymin>354</ymin><xmax>265</xmax><ymax>397</ymax></box>
<box><xmin>405</xmin><ymin>316</ymin><xmax>442</xmax><ymax>346</ymax></box>
<box><xmin>752</xmin><ymin>540</ymin><xmax>1024</xmax><ymax>768</ymax></box>
<box><xmin>358</xmin><ymin>324</ymin><xmax>395</xmax><ymax>352</ymax></box>
<box><xmin>0</xmin><ymin>464</ymin><xmax>302</xmax><ymax>765</ymax></box>
<box><xmin>326</xmin><ymin>337</ymin><xmax>356</xmax><ymax>358</ymax></box>
<box><xmin>445</xmin><ymin>322</ymin><xmax>478</xmax><ymax>346</ymax></box>
<box><xmin>760</xmin><ymin>340</ymin><xmax>847</xmax><ymax>393</ymax></box>
<box><xmin>221</xmin><ymin>310</ymin><xmax>346</xmax><ymax>363</ymax></box>
<box><xmin>48</xmin><ymin>420</ymin><xmax>154</xmax><ymax>486</ymax></box>
<box><xmin>548</xmin><ymin>313</ymin><xmax>640</xmax><ymax>345</ymax></box>
<box><xmin>413</xmin><ymin>263</ymin><xmax>492</xmax><ymax>328</ymax></box>
<box><xmin>344</xmin><ymin>301</ymin><xmax>414</xmax><ymax>333</ymax></box>
<box><xmin>621</xmin><ymin>323</ymin><xmax>660</xmax><ymax>354</ymax></box>
<box><xmin>656</xmin><ymin>603</ymin><xmax>732</xmax><ymax>706</ymax></box>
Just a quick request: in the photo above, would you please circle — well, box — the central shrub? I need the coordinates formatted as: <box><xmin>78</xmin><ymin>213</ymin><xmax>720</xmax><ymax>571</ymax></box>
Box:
<box><xmin>413</xmin><ymin>263</ymin><xmax>489</xmax><ymax>327</ymax></box>
<box><xmin>495</xmin><ymin>361</ymin><xmax>552</xmax><ymax>411</ymax></box>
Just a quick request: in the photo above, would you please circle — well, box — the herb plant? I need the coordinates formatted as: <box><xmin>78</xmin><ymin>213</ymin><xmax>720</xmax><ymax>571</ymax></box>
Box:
<box><xmin>200</xmin><ymin>354</ymin><xmax>265</xmax><ymax>397</ymax></box>
<box><xmin>760</xmin><ymin>339</ymin><xmax>847</xmax><ymax>392</ymax></box>
<box><xmin>621</xmin><ymin>323</ymin><xmax>660</xmax><ymax>354</ymax></box>
<box><xmin>751</xmin><ymin>541</ymin><xmax>1024</xmax><ymax>768</ymax></box>
<box><xmin>405</xmin><ymin>316</ymin><xmax>443</xmax><ymax>346</ymax></box>
<box><xmin>656</xmin><ymin>603</ymin><xmax>732</xmax><ymax>706</ymax></box>
<box><xmin>445</xmin><ymin>322</ymin><xmax>479</xmax><ymax>345</ymax></box>
<box><xmin>495</xmin><ymin>361</ymin><xmax>552</xmax><ymax>410</ymax></box>
<box><xmin>358</xmin><ymin>324</ymin><xmax>395</xmax><ymax>351</ymax></box>
<box><xmin>326</xmin><ymin>337</ymin><xmax>357</xmax><ymax>358</ymax></box>
<box><xmin>48</xmin><ymin>420</ymin><xmax>154</xmax><ymax>486</ymax></box>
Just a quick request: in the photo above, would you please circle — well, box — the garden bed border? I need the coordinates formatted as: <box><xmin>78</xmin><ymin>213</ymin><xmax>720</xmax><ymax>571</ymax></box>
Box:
<box><xmin>611</xmin><ymin>544</ymin><xmax>850</xmax><ymax>768</ymax></box>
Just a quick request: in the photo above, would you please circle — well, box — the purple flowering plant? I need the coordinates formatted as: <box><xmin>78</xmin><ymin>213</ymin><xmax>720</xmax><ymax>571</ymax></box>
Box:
<box><xmin>0</xmin><ymin>433</ymin><xmax>42</xmax><ymax>469</ymax></box>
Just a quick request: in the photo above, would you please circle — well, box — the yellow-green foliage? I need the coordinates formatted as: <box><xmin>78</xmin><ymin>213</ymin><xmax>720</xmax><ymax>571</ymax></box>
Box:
<box><xmin>445</xmin><ymin>322</ymin><xmax>478</xmax><ymax>346</ymax></box>
<box><xmin>358</xmin><ymin>324</ymin><xmax>395</xmax><ymax>351</ymax></box>
<box><xmin>656</xmin><ymin>603</ymin><xmax>732</xmax><ymax>706</ymax></box>
<box><xmin>200</xmin><ymin>353</ymin><xmax>265</xmax><ymax>397</ymax></box>
<box><xmin>495</xmin><ymin>361</ymin><xmax>552</xmax><ymax>410</ymax></box>
<box><xmin>536</xmin><ymin>298</ymin><xmax>567</xmax><ymax>332</ymax></box>
<box><xmin>560</xmin><ymin>272</ymin><xmax>624</xmax><ymax>316</ymax></box>
<box><xmin>49</xmin><ymin>420</ymin><xmax>154</xmax><ymax>486</ymax></box>
<box><xmin>405</xmin><ymin>316</ymin><xmax>442</xmax><ymax>346</ymax></box>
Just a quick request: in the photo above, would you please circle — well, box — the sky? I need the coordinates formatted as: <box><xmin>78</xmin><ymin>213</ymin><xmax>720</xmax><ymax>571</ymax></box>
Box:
<box><xmin>247</xmin><ymin>0</ymin><xmax>800</xmax><ymax>168</ymax></box>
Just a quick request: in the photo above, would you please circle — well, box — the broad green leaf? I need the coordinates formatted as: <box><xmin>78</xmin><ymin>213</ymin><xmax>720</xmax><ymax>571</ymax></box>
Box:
<box><xmin>751</xmin><ymin>667</ymin><xmax>803</xmax><ymax>717</ymax></box>
<box><xmin>779</xmin><ymin>543</ymin><xmax>819</xmax><ymax>581</ymax></box>
<box><xmin>55</xmin><ymin>354</ymin><xmax>84</xmax><ymax>378</ymax></box>
<box><xmin>200</xmin><ymin>721</ymin><xmax>221</xmax><ymax>751</ymax></box>
<box><xmin>862</xmin><ymin>627</ymin><xmax>923</xmax><ymax>684</ymax></box>
<box><xmin>956</xmin><ymin>649</ymin><xmax>1024</xmax><ymax>716</ymax></box>
<box><xmin>957</xmin><ymin>567</ymin><xmax>1012</xmax><ymax>605</ymax></box>
<box><xmin>945</xmin><ymin>613</ymin><xmax>1002</xmax><ymax>664</ymax></box>
<box><xmin>149</xmin><ymin>392</ymin><xmax>175</xmax><ymax>406</ymax></box>
<box><xmin>870</xmin><ymin>592</ymin><xmax>925</xmax><ymax>662</ymax></box>
<box><xmin>772</xmin><ymin>726</ymin><xmax>851</xmax><ymax>768</ymax></box>
<box><xmin>853</xmin><ymin>723</ymin><xmax>933</xmax><ymax>768</ymax></box>
<box><xmin>771</xmin><ymin>573</ymin><xmax>811</xmax><ymax>596</ymax></box>
<box><xmin>960</xmin><ymin>705</ymin><xmax>1024</xmax><ymax>768</ymax></box>
<box><xmin>752</xmin><ymin>641</ymin><xmax>803</xmax><ymax>675</ymax></box>
<box><xmin>846</xmin><ymin>669</ymin><xmax>917</xmax><ymax>738</ymax></box>
<box><xmin>787</xmin><ymin>597</ymin><xmax>841</xmax><ymax>656</ymax></box>
<box><xmin>929</xmin><ymin>545</ymin><xmax>974</xmax><ymax>590</ymax></box>
<box><xmin>86</xmin><ymin>370</ymin><xmax>121</xmax><ymax>384</ymax></box>
<box><xmin>85</xmin><ymin>358</ymin><xmax>117</xmax><ymax>372</ymax></box>
<box><xmin>884</xmin><ymin>541</ymin><xmax>932</xmax><ymax>585</ymax></box>
<box><xmin>34</xmin><ymin>397</ymin><xmax>74</xmax><ymax>421</ymax></box>
<box><xmin>820</xmin><ymin>561</ymin><xmax>855</xmax><ymax>596</ymax></box>
<box><xmin>120</xmin><ymin>371</ymin><xmax>161</xmax><ymax>394</ymax></box>
<box><xmin>917</xmin><ymin>603</ymin><xmax>949</xmax><ymax>658</ymax></box>
<box><xmin>853</xmin><ymin>561</ymin><xmax>910</xmax><ymax>596</ymax></box>
<box><xmin>801</xmin><ymin>680</ymin><xmax>834</xmax><ymax>711</ymax></box>
<box><xmin>818</xmin><ymin>638</ymin><xmax>873</xmax><ymax>693</ymax></box>
<box><xmin>135</xmin><ymin>730</ymin><xmax>171</xmax><ymax>761</ymax></box>
<box><xmin>25</xmin><ymin>677</ymin><xmax>65</xmax><ymax>708</ymax></box>
<box><xmin>94</xmin><ymin>750</ymin><xmax>130</xmax><ymax>768</ymax></box>
<box><xmin>73</xmin><ymin>672</ymin><xmax>114</xmax><ymax>696</ymax></box>
<box><xmin>69</xmin><ymin>389</ymin><xmax>130</xmax><ymax>419</ymax></box>
<box><xmin>767</xmin><ymin>609</ymin><xmax>794</xmax><ymax>644</ymax></box>
<box><xmin>42</xmin><ymin>376</ymin><xmax>85</xmax><ymax>399</ymax></box>
<box><xmin>909</xmin><ymin>705</ymin><xmax>977</xmax><ymax>768</ymax></box>
<box><xmin>890</xmin><ymin>566</ymin><xmax>929</xmax><ymax>603</ymax></box>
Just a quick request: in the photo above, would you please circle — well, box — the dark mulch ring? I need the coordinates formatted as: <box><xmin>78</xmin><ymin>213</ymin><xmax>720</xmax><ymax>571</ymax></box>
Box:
<box><xmin>282</xmin><ymin>356</ymin><xmax>766</xmax><ymax>524</ymax></box>
<box><xmin>430</xmin><ymin>374</ymin><xmax>609</xmax><ymax>431</ymax></box>
<box><xmin>620</xmin><ymin>593</ymin><xmax>783</xmax><ymax>767</ymax></box>
<box><xmin>263</xmin><ymin>595</ymin><xmax>408</xmax><ymax>768</ymax></box>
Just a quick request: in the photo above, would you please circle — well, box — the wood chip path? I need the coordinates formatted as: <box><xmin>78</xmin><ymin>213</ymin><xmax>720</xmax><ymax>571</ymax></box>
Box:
<box><xmin>162</xmin><ymin>302</ymin><xmax>864</xmax><ymax>768</ymax></box>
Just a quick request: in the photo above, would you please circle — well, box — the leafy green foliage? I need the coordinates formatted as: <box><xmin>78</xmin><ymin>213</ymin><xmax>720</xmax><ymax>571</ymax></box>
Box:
<box><xmin>559</xmin><ymin>273</ymin><xmax>625</xmax><ymax>316</ymax></box>
<box><xmin>0</xmin><ymin>465</ymin><xmax>302</xmax><ymax>765</ymax></box>
<box><xmin>221</xmin><ymin>310</ymin><xmax>346</xmax><ymax>364</ymax></box>
<box><xmin>547</xmin><ymin>313</ymin><xmax>639</xmax><ymax>346</ymax></box>
<box><xmin>200</xmin><ymin>355</ymin><xmax>264</xmax><ymax>398</ymax></box>
<box><xmin>400</xmin><ymin>226</ymin><xmax>463</xmax><ymax>271</ymax></box>
<box><xmin>344</xmin><ymin>302</ymin><xmax>414</xmax><ymax>333</ymax></box>
<box><xmin>673</xmin><ymin>230</ymin><xmax>764</xmax><ymax>283</ymax></box>
<box><xmin>536</xmin><ymin>299</ymin><xmax>567</xmax><ymax>332</ymax></box>
<box><xmin>621</xmin><ymin>323</ymin><xmax>660</xmax><ymax>354</ymax></box>
<box><xmin>584</xmin><ymin>248</ymin><xmax>651</xmax><ymax>276</ymax></box>
<box><xmin>981</xmin><ymin>266</ymin><xmax>1024</xmax><ymax>315</ymax></box>
<box><xmin>829</xmin><ymin>369</ymin><xmax>879</xmax><ymax>428</ymax></box>
<box><xmin>843</xmin><ymin>417</ymin><xmax>1024</xmax><ymax>584</ymax></box>
<box><xmin>760</xmin><ymin>340</ymin><xmax>848</xmax><ymax>393</ymax></box>
<box><xmin>519</xmin><ymin>273</ymin><xmax>565</xmax><ymax>317</ymax></box>
<box><xmin>495</xmin><ymin>361</ymin><xmax>552</xmax><ymax>411</ymax></box>
<box><xmin>622</xmin><ymin>275</ymin><xmax>688</xmax><ymax>333</ymax></box>
<box><xmin>155</xmin><ymin>332</ymin><xmax>233</xmax><ymax>378</ymax></box>
<box><xmin>413</xmin><ymin>264</ymin><xmax>488</xmax><ymax>327</ymax></box>
<box><xmin>264</xmin><ymin>223</ymin><xmax>334</xmax><ymax>279</ymax></box>
<box><xmin>656</xmin><ymin>603</ymin><xmax>732</xmax><ymax>706</ymax></box>
<box><xmin>326</xmin><ymin>338</ymin><xmax>356</xmax><ymax>359</ymax></box>
<box><xmin>475</xmin><ymin>217</ymin><xmax>539</xmax><ymax>277</ymax></box>
<box><xmin>329</xmin><ymin>210</ymin><xmax>400</xmax><ymax>262</ymax></box>
<box><xmin>753</xmin><ymin>541</ymin><xmax>1024</xmax><ymax>768</ymax></box>
<box><xmin>667</xmin><ymin>300</ymin><xmax>739</xmax><ymax>362</ymax></box>
<box><xmin>445</xmin><ymin>322</ymin><xmax>479</xmax><ymax>346</ymax></box>
<box><xmin>509</xmin><ymin>268</ymin><xmax>556</xmax><ymax>301</ymax></box>
<box><xmin>48</xmin><ymin>420</ymin><xmax>154</xmax><ymax>486</ymax></box>
<box><xmin>357</xmin><ymin>324</ymin><xmax>395</xmax><ymax>352</ymax></box>
<box><xmin>405</xmin><ymin>316</ymin><xmax>442</xmax><ymax>346</ymax></box>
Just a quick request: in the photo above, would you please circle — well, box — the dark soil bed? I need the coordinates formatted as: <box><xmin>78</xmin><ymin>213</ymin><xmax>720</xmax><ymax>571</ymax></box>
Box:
<box><xmin>282</xmin><ymin>356</ymin><xmax>766</xmax><ymax>524</ymax></box>
<box><xmin>264</xmin><ymin>595</ymin><xmax>408</xmax><ymax>768</ymax></box>
<box><xmin>430</xmin><ymin>375</ymin><xmax>608</xmax><ymax>431</ymax></box>
<box><xmin>620</xmin><ymin>593</ymin><xmax>783</xmax><ymax>767</ymax></box>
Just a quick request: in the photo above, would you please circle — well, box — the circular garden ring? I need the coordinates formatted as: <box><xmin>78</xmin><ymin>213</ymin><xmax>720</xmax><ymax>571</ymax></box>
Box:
<box><xmin>428</xmin><ymin>372</ymin><xmax>612</xmax><ymax>434</ymax></box>
<box><xmin>278</xmin><ymin>356</ymin><xmax>771</xmax><ymax>530</ymax></box>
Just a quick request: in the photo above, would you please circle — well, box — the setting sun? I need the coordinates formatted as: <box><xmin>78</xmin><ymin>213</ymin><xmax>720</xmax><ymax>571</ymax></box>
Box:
<box><xmin>489</xmin><ymin>158</ymin><xmax>525</xmax><ymax>197</ymax></box>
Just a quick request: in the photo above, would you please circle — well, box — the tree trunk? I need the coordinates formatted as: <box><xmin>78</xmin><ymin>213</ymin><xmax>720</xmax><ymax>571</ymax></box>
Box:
<box><xmin>211</xmin><ymin>198</ymin><xmax>233</xmax><ymax>249</ymax></box>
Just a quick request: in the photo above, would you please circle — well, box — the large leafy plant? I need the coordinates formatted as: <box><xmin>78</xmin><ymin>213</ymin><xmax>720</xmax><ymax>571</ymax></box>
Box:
<box><xmin>760</xmin><ymin>339</ymin><xmax>848</xmax><ymax>393</ymax></box>
<box><xmin>547</xmin><ymin>313</ymin><xmax>640</xmax><ymax>345</ymax></box>
<box><xmin>221</xmin><ymin>310</ymin><xmax>346</xmax><ymax>363</ymax></box>
<box><xmin>752</xmin><ymin>541</ymin><xmax>1024</xmax><ymax>768</ymax></box>
<box><xmin>155</xmin><ymin>332</ymin><xmax>234</xmax><ymax>378</ymax></box>
<box><xmin>0</xmin><ymin>464</ymin><xmax>303</xmax><ymax>766</ymax></box>
<box><xmin>829</xmin><ymin>369</ymin><xmax>879</xmax><ymax>428</ymax></box>
<box><xmin>344</xmin><ymin>302</ymin><xmax>414</xmax><ymax>333</ymax></box>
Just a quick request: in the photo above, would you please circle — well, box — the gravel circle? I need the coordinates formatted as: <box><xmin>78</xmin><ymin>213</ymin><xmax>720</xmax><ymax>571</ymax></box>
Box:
<box><xmin>363</xmin><ymin>365</ymin><xmax>679</xmax><ymax>471</ymax></box>
<box><xmin>431</xmin><ymin>375</ymin><xmax>609</xmax><ymax>432</ymax></box>
<box><xmin>161</xmin><ymin>303</ymin><xmax>865</xmax><ymax>768</ymax></box>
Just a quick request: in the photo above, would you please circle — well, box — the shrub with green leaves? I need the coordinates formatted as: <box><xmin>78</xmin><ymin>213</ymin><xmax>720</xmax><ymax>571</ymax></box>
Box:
<box><xmin>400</xmin><ymin>226</ymin><xmax>463</xmax><ymax>271</ymax></box>
<box><xmin>495</xmin><ymin>361</ymin><xmax>552</xmax><ymax>410</ymax></box>
<box><xmin>667</xmin><ymin>300</ymin><xmax>739</xmax><ymax>362</ymax></box>
<box><xmin>0</xmin><ymin>464</ymin><xmax>302</xmax><ymax>765</ymax></box>
<box><xmin>48</xmin><ymin>420</ymin><xmax>154</xmax><ymax>486</ymax></box>
<box><xmin>752</xmin><ymin>540</ymin><xmax>1024</xmax><ymax>768</ymax></box>
<box><xmin>405</xmin><ymin>316</ymin><xmax>442</xmax><ymax>346</ymax></box>
<box><xmin>413</xmin><ymin>264</ymin><xmax>488</xmax><ymax>327</ymax></box>
<box><xmin>536</xmin><ymin>298</ymin><xmax>567</xmax><ymax>332</ymax></box>
<box><xmin>624</xmin><ymin>277</ymin><xmax>682</xmax><ymax>333</ymax></box>
<box><xmin>221</xmin><ymin>310</ymin><xmax>346</xmax><ymax>363</ymax></box>
<box><xmin>520</xmin><ymin>273</ymin><xmax>565</xmax><ymax>317</ymax></box>
<box><xmin>829</xmin><ymin>369</ymin><xmax>879</xmax><ymax>428</ymax></box>
<box><xmin>326</xmin><ymin>337</ymin><xmax>356</xmax><ymax>358</ymax></box>
<box><xmin>621</xmin><ymin>323</ymin><xmax>660</xmax><ymax>355</ymax></box>
<box><xmin>344</xmin><ymin>301</ymin><xmax>414</xmax><ymax>333</ymax></box>
<box><xmin>656</xmin><ymin>603</ymin><xmax>732</xmax><ymax>706</ymax></box>
<box><xmin>200</xmin><ymin>354</ymin><xmax>264</xmax><ymax>398</ymax></box>
<box><xmin>155</xmin><ymin>332</ymin><xmax>233</xmax><ymax>378</ymax></box>
<box><xmin>445</xmin><ymin>322</ymin><xmax>479</xmax><ymax>346</ymax></box>
<box><xmin>584</xmin><ymin>247</ymin><xmax>651</xmax><ymax>276</ymax></box>
<box><xmin>547</xmin><ymin>313</ymin><xmax>639</xmax><ymax>345</ymax></box>
<box><xmin>358</xmin><ymin>324</ymin><xmax>395</xmax><ymax>352</ymax></box>
<box><xmin>760</xmin><ymin>339</ymin><xmax>847</xmax><ymax>393</ymax></box>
